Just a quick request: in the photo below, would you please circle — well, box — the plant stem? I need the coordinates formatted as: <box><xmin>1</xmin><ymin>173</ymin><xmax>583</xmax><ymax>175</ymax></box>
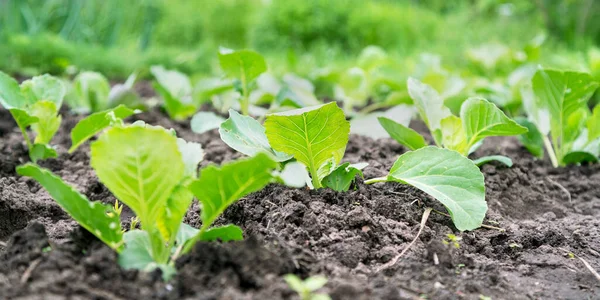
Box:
<box><xmin>542</xmin><ymin>135</ymin><xmax>559</xmax><ymax>167</ymax></box>
<box><xmin>364</xmin><ymin>176</ymin><xmax>388</xmax><ymax>184</ymax></box>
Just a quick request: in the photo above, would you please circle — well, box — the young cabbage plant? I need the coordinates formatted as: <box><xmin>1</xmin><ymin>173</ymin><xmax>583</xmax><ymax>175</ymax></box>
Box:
<box><xmin>519</xmin><ymin>69</ymin><xmax>600</xmax><ymax>167</ymax></box>
<box><xmin>67</xmin><ymin>71</ymin><xmax>144</xmax><ymax>113</ymax></box>
<box><xmin>365</xmin><ymin>147</ymin><xmax>487</xmax><ymax>231</ymax></box>
<box><xmin>264</xmin><ymin>102</ymin><xmax>367</xmax><ymax>190</ymax></box>
<box><xmin>0</xmin><ymin>72</ymin><xmax>66</xmax><ymax>162</ymax></box>
<box><xmin>218</xmin><ymin>48</ymin><xmax>267</xmax><ymax>115</ymax></box>
<box><xmin>151</xmin><ymin>66</ymin><xmax>199</xmax><ymax>120</ymax></box>
<box><xmin>285</xmin><ymin>274</ymin><xmax>331</xmax><ymax>300</ymax></box>
<box><xmin>379</xmin><ymin>78</ymin><xmax>528</xmax><ymax>167</ymax></box>
<box><xmin>18</xmin><ymin>124</ymin><xmax>277</xmax><ymax>279</ymax></box>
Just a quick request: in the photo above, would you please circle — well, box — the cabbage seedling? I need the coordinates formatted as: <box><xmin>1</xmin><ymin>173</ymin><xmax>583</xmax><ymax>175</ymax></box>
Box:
<box><xmin>520</xmin><ymin>69</ymin><xmax>600</xmax><ymax>166</ymax></box>
<box><xmin>67</xmin><ymin>71</ymin><xmax>144</xmax><ymax>113</ymax></box>
<box><xmin>17</xmin><ymin>123</ymin><xmax>277</xmax><ymax>279</ymax></box>
<box><xmin>218</xmin><ymin>48</ymin><xmax>267</xmax><ymax>115</ymax></box>
<box><xmin>0</xmin><ymin>72</ymin><xmax>66</xmax><ymax>162</ymax></box>
<box><xmin>379</xmin><ymin>78</ymin><xmax>527</xmax><ymax>167</ymax></box>
<box><xmin>285</xmin><ymin>274</ymin><xmax>331</xmax><ymax>300</ymax></box>
<box><xmin>151</xmin><ymin>66</ymin><xmax>198</xmax><ymax>120</ymax></box>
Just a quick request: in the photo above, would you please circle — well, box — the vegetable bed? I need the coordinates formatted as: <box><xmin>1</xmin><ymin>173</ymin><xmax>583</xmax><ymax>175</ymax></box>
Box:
<box><xmin>0</xmin><ymin>105</ymin><xmax>599</xmax><ymax>299</ymax></box>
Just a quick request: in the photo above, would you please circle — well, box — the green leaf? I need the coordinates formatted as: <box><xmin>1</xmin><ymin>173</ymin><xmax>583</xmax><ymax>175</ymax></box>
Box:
<box><xmin>176</xmin><ymin>223</ymin><xmax>200</xmax><ymax>247</ymax></box>
<box><xmin>156</xmin><ymin>184</ymin><xmax>194</xmax><ymax>243</ymax></box>
<box><xmin>199</xmin><ymin>224</ymin><xmax>244</xmax><ymax>242</ymax></box>
<box><xmin>276</xmin><ymin>161</ymin><xmax>310</xmax><ymax>188</ymax></box>
<box><xmin>20</xmin><ymin>74</ymin><xmax>66</xmax><ymax>108</ymax></box>
<box><xmin>176</xmin><ymin>139</ymin><xmax>204</xmax><ymax>178</ymax></box>
<box><xmin>218</xmin><ymin>49</ymin><xmax>267</xmax><ymax>83</ymax></box>
<box><xmin>562</xmin><ymin>151</ymin><xmax>598</xmax><ymax>164</ymax></box>
<box><xmin>16</xmin><ymin>163</ymin><xmax>123</xmax><ymax>250</ymax></box>
<box><xmin>303</xmin><ymin>275</ymin><xmax>329</xmax><ymax>291</ymax></box>
<box><xmin>220</xmin><ymin>109</ymin><xmax>292</xmax><ymax>162</ymax></box>
<box><xmin>322</xmin><ymin>162</ymin><xmax>367</xmax><ymax>192</ymax></box>
<box><xmin>588</xmin><ymin>105</ymin><xmax>600</xmax><ymax>142</ymax></box>
<box><xmin>29</xmin><ymin>101</ymin><xmax>61</xmax><ymax>144</ymax></box>
<box><xmin>284</xmin><ymin>274</ymin><xmax>306</xmax><ymax>294</ymax></box>
<box><xmin>378</xmin><ymin>117</ymin><xmax>427</xmax><ymax>150</ymax></box>
<box><xmin>69</xmin><ymin>105</ymin><xmax>137</xmax><ymax>153</ymax></box>
<box><xmin>118</xmin><ymin>230</ymin><xmax>176</xmax><ymax>281</ymax></box>
<box><xmin>0</xmin><ymin>71</ymin><xmax>28</xmax><ymax>109</ymax></box>
<box><xmin>407</xmin><ymin>77</ymin><xmax>452</xmax><ymax>145</ymax></box>
<box><xmin>71</xmin><ymin>72</ymin><xmax>111</xmax><ymax>112</ymax></box>
<box><xmin>385</xmin><ymin>147</ymin><xmax>486</xmax><ymax>231</ymax></box>
<box><xmin>515</xmin><ymin>117</ymin><xmax>545</xmax><ymax>159</ymax></box>
<box><xmin>30</xmin><ymin>143</ymin><xmax>58</xmax><ymax>162</ymax></box>
<box><xmin>264</xmin><ymin>102</ymin><xmax>350</xmax><ymax>188</ymax></box>
<box><xmin>532</xmin><ymin>69</ymin><xmax>599</xmax><ymax>160</ymax></box>
<box><xmin>440</xmin><ymin>115</ymin><xmax>469</xmax><ymax>155</ymax></box>
<box><xmin>190</xmin><ymin>111</ymin><xmax>225</xmax><ymax>134</ymax></box>
<box><xmin>189</xmin><ymin>153</ymin><xmax>277</xmax><ymax>231</ymax></box>
<box><xmin>472</xmin><ymin>155</ymin><xmax>513</xmax><ymax>167</ymax></box>
<box><xmin>460</xmin><ymin>97</ymin><xmax>528</xmax><ymax>149</ymax></box>
<box><xmin>90</xmin><ymin>126</ymin><xmax>185</xmax><ymax>228</ymax></box>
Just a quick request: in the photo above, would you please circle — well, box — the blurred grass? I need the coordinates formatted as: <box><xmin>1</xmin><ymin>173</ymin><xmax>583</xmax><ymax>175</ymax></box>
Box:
<box><xmin>0</xmin><ymin>0</ymin><xmax>597</xmax><ymax>79</ymax></box>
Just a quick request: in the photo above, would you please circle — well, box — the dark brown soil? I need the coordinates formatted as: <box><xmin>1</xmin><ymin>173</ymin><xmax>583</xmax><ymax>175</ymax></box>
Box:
<box><xmin>0</xmin><ymin>105</ymin><xmax>599</xmax><ymax>300</ymax></box>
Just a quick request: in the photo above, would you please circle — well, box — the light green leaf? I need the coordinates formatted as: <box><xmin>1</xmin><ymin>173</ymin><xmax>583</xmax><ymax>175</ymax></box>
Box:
<box><xmin>176</xmin><ymin>139</ymin><xmax>204</xmax><ymax>178</ymax></box>
<box><xmin>385</xmin><ymin>147</ymin><xmax>486</xmax><ymax>231</ymax></box>
<box><xmin>351</xmin><ymin>105</ymin><xmax>416</xmax><ymax>139</ymax></box>
<box><xmin>153</xmin><ymin>81</ymin><xmax>197</xmax><ymax>121</ymax></box>
<box><xmin>284</xmin><ymin>274</ymin><xmax>306</xmax><ymax>294</ymax></box>
<box><xmin>16</xmin><ymin>163</ymin><xmax>123</xmax><ymax>250</ymax></box>
<box><xmin>440</xmin><ymin>115</ymin><xmax>469</xmax><ymax>155</ymax></box>
<box><xmin>20</xmin><ymin>74</ymin><xmax>66</xmax><ymax>108</ymax></box>
<box><xmin>156</xmin><ymin>184</ymin><xmax>194</xmax><ymax>243</ymax></box>
<box><xmin>69</xmin><ymin>105</ymin><xmax>137</xmax><ymax>153</ymax></box>
<box><xmin>118</xmin><ymin>230</ymin><xmax>176</xmax><ymax>280</ymax></box>
<box><xmin>303</xmin><ymin>275</ymin><xmax>329</xmax><ymax>291</ymax></box>
<box><xmin>0</xmin><ymin>71</ymin><xmax>28</xmax><ymax>109</ymax></box>
<box><xmin>276</xmin><ymin>161</ymin><xmax>310</xmax><ymax>188</ymax></box>
<box><xmin>30</xmin><ymin>143</ymin><xmax>58</xmax><ymax>162</ymax></box>
<box><xmin>29</xmin><ymin>101</ymin><xmax>61</xmax><ymax>144</ymax></box>
<box><xmin>176</xmin><ymin>223</ymin><xmax>200</xmax><ymax>247</ymax></box>
<box><xmin>189</xmin><ymin>153</ymin><xmax>277</xmax><ymax>231</ymax></box>
<box><xmin>90</xmin><ymin>126</ymin><xmax>185</xmax><ymax>228</ymax></box>
<box><xmin>588</xmin><ymin>105</ymin><xmax>600</xmax><ymax>142</ymax></box>
<box><xmin>71</xmin><ymin>71</ymin><xmax>111</xmax><ymax>112</ymax></box>
<box><xmin>515</xmin><ymin>117</ymin><xmax>545</xmax><ymax>159</ymax></box>
<box><xmin>407</xmin><ymin>77</ymin><xmax>452</xmax><ymax>145</ymax></box>
<box><xmin>322</xmin><ymin>162</ymin><xmax>367</xmax><ymax>192</ymax></box>
<box><xmin>377</xmin><ymin>117</ymin><xmax>427</xmax><ymax>150</ymax></box>
<box><xmin>199</xmin><ymin>224</ymin><xmax>244</xmax><ymax>242</ymax></box>
<box><xmin>190</xmin><ymin>111</ymin><xmax>225</xmax><ymax>134</ymax></box>
<box><xmin>150</xmin><ymin>66</ymin><xmax>192</xmax><ymax>102</ymax></box>
<box><xmin>264</xmin><ymin>102</ymin><xmax>350</xmax><ymax>188</ymax></box>
<box><xmin>460</xmin><ymin>97</ymin><xmax>528</xmax><ymax>149</ymax></box>
<box><xmin>218</xmin><ymin>49</ymin><xmax>267</xmax><ymax>83</ymax></box>
<box><xmin>472</xmin><ymin>155</ymin><xmax>513</xmax><ymax>167</ymax></box>
<box><xmin>220</xmin><ymin>109</ymin><xmax>292</xmax><ymax>162</ymax></box>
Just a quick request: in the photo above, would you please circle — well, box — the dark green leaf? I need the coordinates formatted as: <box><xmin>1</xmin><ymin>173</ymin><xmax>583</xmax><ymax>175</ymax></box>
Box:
<box><xmin>322</xmin><ymin>162</ymin><xmax>367</xmax><ymax>191</ymax></box>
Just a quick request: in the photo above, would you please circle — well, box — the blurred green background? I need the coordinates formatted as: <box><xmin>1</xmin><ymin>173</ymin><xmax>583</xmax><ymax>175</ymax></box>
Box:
<box><xmin>0</xmin><ymin>0</ymin><xmax>598</xmax><ymax>80</ymax></box>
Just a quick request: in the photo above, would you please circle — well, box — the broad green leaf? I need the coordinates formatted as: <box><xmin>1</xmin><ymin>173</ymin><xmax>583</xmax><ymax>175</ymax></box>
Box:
<box><xmin>10</xmin><ymin>108</ymin><xmax>39</xmax><ymax>130</ymax></box>
<box><xmin>532</xmin><ymin>69</ymin><xmax>599</xmax><ymax>158</ymax></box>
<box><xmin>69</xmin><ymin>105</ymin><xmax>137</xmax><ymax>153</ymax></box>
<box><xmin>29</xmin><ymin>101</ymin><xmax>61</xmax><ymax>144</ymax></box>
<box><xmin>407</xmin><ymin>77</ymin><xmax>452</xmax><ymax>145</ymax></box>
<box><xmin>587</xmin><ymin>105</ymin><xmax>600</xmax><ymax>142</ymax></box>
<box><xmin>176</xmin><ymin>223</ymin><xmax>200</xmax><ymax>247</ymax></box>
<box><xmin>515</xmin><ymin>117</ymin><xmax>544</xmax><ymax>159</ymax></box>
<box><xmin>153</xmin><ymin>82</ymin><xmax>197</xmax><ymax>121</ymax></box>
<box><xmin>109</xmin><ymin>85</ymin><xmax>145</xmax><ymax>111</ymax></box>
<box><xmin>190</xmin><ymin>111</ymin><xmax>225</xmax><ymax>134</ymax></box>
<box><xmin>118</xmin><ymin>230</ymin><xmax>176</xmax><ymax>280</ymax></box>
<box><xmin>16</xmin><ymin>164</ymin><xmax>123</xmax><ymax>250</ymax></box>
<box><xmin>264</xmin><ymin>102</ymin><xmax>350</xmax><ymax>187</ymax></box>
<box><xmin>284</xmin><ymin>274</ymin><xmax>306</xmax><ymax>294</ymax></box>
<box><xmin>276</xmin><ymin>161</ymin><xmax>310</xmax><ymax>188</ymax></box>
<box><xmin>90</xmin><ymin>126</ymin><xmax>185</xmax><ymax>228</ymax></box>
<box><xmin>218</xmin><ymin>49</ymin><xmax>267</xmax><ymax>83</ymax></box>
<box><xmin>385</xmin><ymin>147</ymin><xmax>486</xmax><ymax>231</ymax></box>
<box><xmin>440</xmin><ymin>115</ymin><xmax>469</xmax><ymax>155</ymax></box>
<box><xmin>521</xmin><ymin>84</ymin><xmax>551</xmax><ymax>135</ymax></box>
<box><xmin>220</xmin><ymin>109</ymin><xmax>292</xmax><ymax>162</ymax></box>
<box><xmin>189</xmin><ymin>153</ymin><xmax>277</xmax><ymax>230</ymax></box>
<box><xmin>72</xmin><ymin>72</ymin><xmax>111</xmax><ymax>112</ymax></box>
<box><xmin>176</xmin><ymin>139</ymin><xmax>204</xmax><ymax>178</ymax></box>
<box><xmin>472</xmin><ymin>155</ymin><xmax>513</xmax><ymax>167</ymax></box>
<box><xmin>30</xmin><ymin>143</ymin><xmax>58</xmax><ymax>162</ymax></box>
<box><xmin>150</xmin><ymin>66</ymin><xmax>192</xmax><ymax>102</ymax></box>
<box><xmin>199</xmin><ymin>224</ymin><xmax>244</xmax><ymax>242</ymax></box>
<box><xmin>20</xmin><ymin>74</ymin><xmax>66</xmax><ymax>108</ymax></box>
<box><xmin>0</xmin><ymin>71</ymin><xmax>28</xmax><ymax>109</ymax></box>
<box><xmin>322</xmin><ymin>162</ymin><xmax>367</xmax><ymax>192</ymax></box>
<box><xmin>156</xmin><ymin>184</ymin><xmax>194</xmax><ymax>243</ymax></box>
<box><xmin>303</xmin><ymin>276</ymin><xmax>329</xmax><ymax>291</ymax></box>
<box><xmin>562</xmin><ymin>151</ymin><xmax>598</xmax><ymax>164</ymax></box>
<box><xmin>460</xmin><ymin>97</ymin><xmax>527</xmax><ymax>149</ymax></box>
